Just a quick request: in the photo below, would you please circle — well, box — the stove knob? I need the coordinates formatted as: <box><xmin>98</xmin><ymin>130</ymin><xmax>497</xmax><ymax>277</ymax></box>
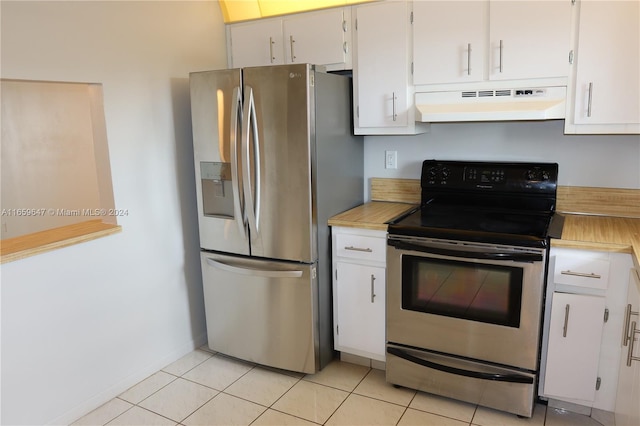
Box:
<box><xmin>526</xmin><ymin>170</ymin><xmax>538</xmax><ymax>181</ymax></box>
<box><xmin>542</xmin><ymin>171</ymin><xmax>550</xmax><ymax>181</ymax></box>
<box><xmin>441</xmin><ymin>167</ymin><xmax>450</xmax><ymax>178</ymax></box>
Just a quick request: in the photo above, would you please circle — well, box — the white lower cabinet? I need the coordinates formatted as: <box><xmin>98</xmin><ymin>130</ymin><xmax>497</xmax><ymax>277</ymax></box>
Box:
<box><xmin>332</xmin><ymin>226</ymin><xmax>386</xmax><ymax>361</ymax></box>
<box><xmin>615</xmin><ymin>267</ymin><xmax>640</xmax><ymax>426</ymax></box>
<box><xmin>543</xmin><ymin>292</ymin><xmax>605</xmax><ymax>401</ymax></box>
<box><xmin>540</xmin><ymin>248</ymin><xmax>634</xmax><ymax>412</ymax></box>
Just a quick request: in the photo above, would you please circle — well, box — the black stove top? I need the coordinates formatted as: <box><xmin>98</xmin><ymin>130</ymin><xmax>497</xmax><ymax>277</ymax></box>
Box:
<box><xmin>388</xmin><ymin>160</ymin><xmax>563</xmax><ymax>248</ymax></box>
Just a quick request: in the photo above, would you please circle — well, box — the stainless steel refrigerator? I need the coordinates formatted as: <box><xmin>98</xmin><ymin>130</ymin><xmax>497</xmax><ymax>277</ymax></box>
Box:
<box><xmin>190</xmin><ymin>64</ymin><xmax>363</xmax><ymax>374</ymax></box>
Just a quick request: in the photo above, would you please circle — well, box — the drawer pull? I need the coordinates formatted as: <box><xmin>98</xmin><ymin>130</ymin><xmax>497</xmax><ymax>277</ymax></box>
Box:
<box><xmin>560</xmin><ymin>270</ymin><xmax>601</xmax><ymax>279</ymax></box>
<box><xmin>563</xmin><ymin>304</ymin><xmax>570</xmax><ymax>338</ymax></box>
<box><xmin>345</xmin><ymin>246</ymin><xmax>373</xmax><ymax>253</ymax></box>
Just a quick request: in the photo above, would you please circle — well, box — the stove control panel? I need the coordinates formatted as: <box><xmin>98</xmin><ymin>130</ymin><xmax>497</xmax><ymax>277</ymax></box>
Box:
<box><xmin>421</xmin><ymin>160</ymin><xmax>558</xmax><ymax>194</ymax></box>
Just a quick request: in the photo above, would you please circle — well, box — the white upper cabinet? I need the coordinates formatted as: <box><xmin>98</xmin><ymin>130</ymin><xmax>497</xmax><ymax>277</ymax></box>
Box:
<box><xmin>488</xmin><ymin>0</ymin><xmax>573</xmax><ymax>81</ymax></box>
<box><xmin>413</xmin><ymin>1</ymin><xmax>486</xmax><ymax>85</ymax></box>
<box><xmin>565</xmin><ymin>0</ymin><xmax>640</xmax><ymax>134</ymax></box>
<box><xmin>283</xmin><ymin>8</ymin><xmax>351</xmax><ymax>70</ymax></box>
<box><xmin>228</xmin><ymin>19</ymin><xmax>284</xmax><ymax>68</ymax></box>
<box><xmin>353</xmin><ymin>0</ymin><xmax>428</xmax><ymax>135</ymax></box>
<box><xmin>227</xmin><ymin>8</ymin><xmax>352</xmax><ymax>71</ymax></box>
<box><xmin>413</xmin><ymin>0</ymin><xmax>573</xmax><ymax>86</ymax></box>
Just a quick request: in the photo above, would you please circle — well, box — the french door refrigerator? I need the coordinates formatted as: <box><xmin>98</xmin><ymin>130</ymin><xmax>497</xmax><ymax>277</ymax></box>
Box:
<box><xmin>190</xmin><ymin>64</ymin><xmax>363</xmax><ymax>374</ymax></box>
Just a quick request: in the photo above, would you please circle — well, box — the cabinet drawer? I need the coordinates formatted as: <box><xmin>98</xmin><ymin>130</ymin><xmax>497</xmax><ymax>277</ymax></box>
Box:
<box><xmin>335</xmin><ymin>233</ymin><xmax>386</xmax><ymax>262</ymax></box>
<box><xmin>554</xmin><ymin>253</ymin><xmax>610</xmax><ymax>290</ymax></box>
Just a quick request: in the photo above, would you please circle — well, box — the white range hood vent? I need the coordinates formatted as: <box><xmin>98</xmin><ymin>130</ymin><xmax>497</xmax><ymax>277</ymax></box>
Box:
<box><xmin>415</xmin><ymin>86</ymin><xmax>567</xmax><ymax>122</ymax></box>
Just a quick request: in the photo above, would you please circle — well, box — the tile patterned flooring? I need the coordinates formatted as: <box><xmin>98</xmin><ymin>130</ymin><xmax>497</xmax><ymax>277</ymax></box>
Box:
<box><xmin>72</xmin><ymin>347</ymin><xmax>605</xmax><ymax>426</ymax></box>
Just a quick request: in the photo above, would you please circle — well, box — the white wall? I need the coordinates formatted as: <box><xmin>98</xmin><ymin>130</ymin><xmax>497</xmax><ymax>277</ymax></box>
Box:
<box><xmin>0</xmin><ymin>1</ymin><xmax>226</xmax><ymax>424</ymax></box>
<box><xmin>364</xmin><ymin>119</ymin><xmax>640</xmax><ymax>199</ymax></box>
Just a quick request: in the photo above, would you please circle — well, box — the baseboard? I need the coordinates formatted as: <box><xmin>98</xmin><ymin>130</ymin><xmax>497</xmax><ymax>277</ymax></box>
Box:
<box><xmin>49</xmin><ymin>332</ymin><xmax>208</xmax><ymax>425</ymax></box>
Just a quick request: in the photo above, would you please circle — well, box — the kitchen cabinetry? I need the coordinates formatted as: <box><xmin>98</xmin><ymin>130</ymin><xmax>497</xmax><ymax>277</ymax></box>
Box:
<box><xmin>543</xmin><ymin>291</ymin><xmax>606</xmax><ymax>401</ymax></box>
<box><xmin>564</xmin><ymin>0</ymin><xmax>640</xmax><ymax>134</ymax></box>
<box><xmin>352</xmin><ymin>0</ymin><xmax>428</xmax><ymax>135</ymax></box>
<box><xmin>540</xmin><ymin>248</ymin><xmax>634</xmax><ymax>412</ymax></box>
<box><xmin>615</xmin><ymin>267</ymin><xmax>640</xmax><ymax>426</ymax></box>
<box><xmin>332</xmin><ymin>226</ymin><xmax>386</xmax><ymax>361</ymax></box>
<box><xmin>227</xmin><ymin>7</ymin><xmax>352</xmax><ymax>71</ymax></box>
<box><xmin>412</xmin><ymin>0</ymin><xmax>573</xmax><ymax>86</ymax></box>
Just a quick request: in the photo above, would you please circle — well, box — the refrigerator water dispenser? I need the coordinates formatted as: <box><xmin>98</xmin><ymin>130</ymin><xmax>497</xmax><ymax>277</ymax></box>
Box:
<box><xmin>201</xmin><ymin>161</ymin><xmax>234</xmax><ymax>218</ymax></box>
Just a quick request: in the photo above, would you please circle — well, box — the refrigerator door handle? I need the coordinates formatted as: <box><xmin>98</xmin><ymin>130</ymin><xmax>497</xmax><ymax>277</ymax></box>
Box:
<box><xmin>242</xmin><ymin>85</ymin><xmax>261</xmax><ymax>237</ymax></box>
<box><xmin>230</xmin><ymin>86</ymin><xmax>246</xmax><ymax>237</ymax></box>
<box><xmin>205</xmin><ymin>257</ymin><xmax>303</xmax><ymax>278</ymax></box>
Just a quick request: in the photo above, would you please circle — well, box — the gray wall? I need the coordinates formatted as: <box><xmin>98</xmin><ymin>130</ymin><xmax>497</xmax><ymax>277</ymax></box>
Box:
<box><xmin>364</xmin><ymin>119</ymin><xmax>640</xmax><ymax>200</ymax></box>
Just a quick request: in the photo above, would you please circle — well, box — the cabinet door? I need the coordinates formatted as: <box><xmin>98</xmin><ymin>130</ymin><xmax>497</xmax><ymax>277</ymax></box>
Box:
<box><xmin>228</xmin><ymin>20</ymin><xmax>284</xmax><ymax>68</ymax></box>
<box><xmin>489</xmin><ymin>1</ymin><xmax>572</xmax><ymax>81</ymax></box>
<box><xmin>413</xmin><ymin>1</ymin><xmax>486</xmax><ymax>85</ymax></box>
<box><xmin>335</xmin><ymin>261</ymin><xmax>386</xmax><ymax>359</ymax></box>
<box><xmin>354</xmin><ymin>1</ymin><xmax>409</xmax><ymax>129</ymax></box>
<box><xmin>543</xmin><ymin>292</ymin><xmax>605</xmax><ymax>402</ymax></box>
<box><xmin>616</xmin><ymin>268</ymin><xmax>640</xmax><ymax>426</ymax></box>
<box><xmin>572</xmin><ymin>0</ymin><xmax>640</xmax><ymax>126</ymax></box>
<box><xmin>283</xmin><ymin>8</ymin><xmax>350</xmax><ymax>70</ymax></box>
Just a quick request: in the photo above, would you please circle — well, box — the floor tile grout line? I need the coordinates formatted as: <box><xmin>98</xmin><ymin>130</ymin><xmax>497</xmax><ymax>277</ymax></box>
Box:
<box><xmin>173</xmin><ymin>360</ymin><xmax>259</xmax><ymax>424</ymax></box>
<box><xmin>110</xmin><ymin>401</ymin><xmax>181</xmax><ymax>426</ymax></box>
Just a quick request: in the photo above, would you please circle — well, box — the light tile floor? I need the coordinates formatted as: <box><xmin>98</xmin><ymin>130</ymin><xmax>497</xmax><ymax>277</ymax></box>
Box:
<box><xmin>73</xmin><ymin>347</ymin><xmax>605</xmax><ymax>426</ymax></box>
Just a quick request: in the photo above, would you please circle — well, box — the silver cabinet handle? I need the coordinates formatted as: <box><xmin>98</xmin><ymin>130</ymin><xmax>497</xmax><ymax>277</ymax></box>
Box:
<box><xmin>560</xmin><ymin>270</ymin><xmax>601</xmax><ymax>279</ymax></box>
<box><xmin>289</xmin><ymin>35</ymin><xmax>296</xmax><ymax>62</ymax></box>
<box><xmin>467</xmin><ymin>43</ymin><xmax>472</xmax><ymax>76</ymax></box>
<box><xmin>392</xmin><ymin>92</ymin><xmax>397</xmax><ymax>122</ymax></box>
<box><xmin>269</xmin><ymin>37</ymin><xmax>275</xmax><ymax>63</ymax></box>
<box><xmin>370</xmin><ymin>274</ymin><xmax>376</xmax><ymax>303</ymax></box>
<box><xmin>626</xmin><ymin>321</ymin><xmax>640</xmax><ymax>366</ymax></box>
<box><xmin>345</xmin><ymin>246</ymin><xmax>372</xmax><ymax>253</ymax></box>
<box><xmin>206</xmin><ymin>258</ymin><xmax>303</xmax><ymax>278</ymax></box>
<box><xmin>342</xmin><ymin>20</ymin><xmax>347</xmax><ymax>32</ymax></box>
<box><xmin>563</xmin><ymin>304</ymin><xmax>570</xmax><ymax>337</ymax></box>
<box><xmin>587</xmin><ymin>82</ymin><xmax>594</xmax><ymax>117</ymax></box>
<box><xmin>623</xmin><ymin>304</ymin><xmax>640</xmax><ymax>346</ymax></box>
<box><xmin>499</xmin><ymin>40</ymin><xmax>504</xmax><ymax>73</ymax></box>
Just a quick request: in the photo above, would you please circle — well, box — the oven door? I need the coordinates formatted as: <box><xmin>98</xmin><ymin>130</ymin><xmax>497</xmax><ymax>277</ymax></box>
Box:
<box><xmin>387</xmin><ymin>236</ymin><xmax>546</xmax><ymax>371</ymax></box>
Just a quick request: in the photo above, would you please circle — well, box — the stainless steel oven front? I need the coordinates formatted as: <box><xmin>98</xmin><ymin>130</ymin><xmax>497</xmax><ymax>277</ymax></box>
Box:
<box><xmin>386</xmin><ymin>235</ymin><xmax>547</xmax><ymax>417</ymax></box>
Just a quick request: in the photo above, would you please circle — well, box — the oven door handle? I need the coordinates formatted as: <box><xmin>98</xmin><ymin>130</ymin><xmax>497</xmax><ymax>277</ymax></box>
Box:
<box><xmin>387</xmin><ymin>346</ymin><xmax>534</xmax><ymax>384</ymax></box>
<box><xmin>388</xmin><ymin>240</ymin><xmax>542</xmax><ymax>262</ymax></box>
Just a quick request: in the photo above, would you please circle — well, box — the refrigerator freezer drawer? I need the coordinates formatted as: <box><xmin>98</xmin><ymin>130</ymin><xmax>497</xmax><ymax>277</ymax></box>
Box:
<box><xmin>200</xmin><ymin>251</ymin><xmax>318</xmax><ymax>374</ymax></box>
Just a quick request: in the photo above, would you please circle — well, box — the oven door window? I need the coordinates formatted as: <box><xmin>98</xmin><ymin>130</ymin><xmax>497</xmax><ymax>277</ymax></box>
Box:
<box><xmin>401</xmin><ymin>255</ymin><xmax>523</xmax><ymax>327</ymax></box>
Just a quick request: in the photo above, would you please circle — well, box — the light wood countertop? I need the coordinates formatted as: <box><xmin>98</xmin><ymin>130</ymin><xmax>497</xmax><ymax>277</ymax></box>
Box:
<box><xmin>331</xmin><ymin>179</ymin><xmax>640</xmax><ymax>266</ymax></box>
<box><xmin>328</xmin><ymin>201</ymin><xmax>417</xmax><ymax>231</ymax></box>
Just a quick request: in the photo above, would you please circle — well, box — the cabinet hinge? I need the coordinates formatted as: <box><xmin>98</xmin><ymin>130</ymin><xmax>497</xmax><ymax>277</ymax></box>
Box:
<box><xmin>410</xmin><ymin>11</ymin><xmax>414</xmax><ymax>24</ymax></box>
<box><xmin>355</xmin><ymin>18</ymin><xmax>358</xmax><ymax>31</ymax></box>
<box><xmin>335</xmin><ymin>269</ymin><xmax>338</xmax><ymax>281</ymax></box>
<box><xmin>569</xmin><ymin>50</ymin><xmax>574</xmax><ymax>65</ymax></box>
<box><xmin>336</xmin><ymin>324</ymin><xmax>339</xmax><ymax>335</ymax></box>
<box><xmin>411</xmin><ymin>62</ymin><xmax>414</xmax><ymax>75</ymax></box>
<box><xmin>342</xmin><ymin>20</ymin><xmax>347</xmax><ymax>33</ymax></box>
<box><xmin>604</xmin><ymin>308</ymin><xmax>609</xmax><ymax>323</ymax></box>
<box><xmin>357</xmin><ymin>106</ymin><xmax>359</xmax><ymax>118</ymax></box>
<box><xmin>596</xmin><ymin>377</ymin><xmax>601</xmax><ymax>390</ymax></box>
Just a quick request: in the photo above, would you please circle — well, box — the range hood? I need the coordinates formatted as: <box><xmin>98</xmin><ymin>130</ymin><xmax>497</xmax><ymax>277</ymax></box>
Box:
<box><xmin>415</xmin><ymin>86</ymin><xmax>567</xmax><ymax>122</ymax></box>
